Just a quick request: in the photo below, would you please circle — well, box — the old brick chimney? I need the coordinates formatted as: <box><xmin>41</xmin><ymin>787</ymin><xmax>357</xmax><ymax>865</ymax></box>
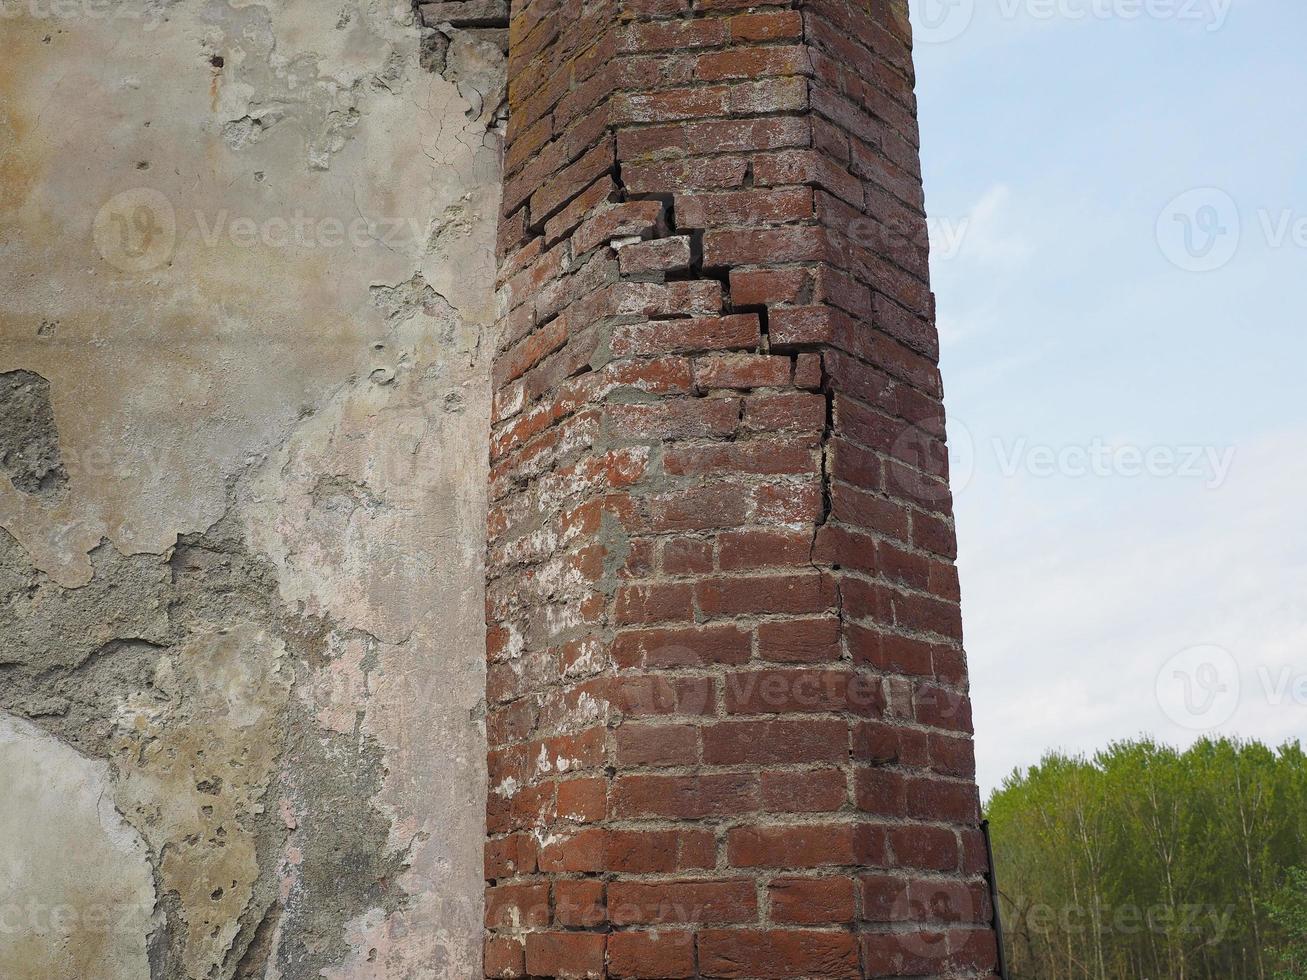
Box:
<box><xmin>482</xmin><ymin>0</ymin><xmax>999</xmax><ymax>975</ymax></box>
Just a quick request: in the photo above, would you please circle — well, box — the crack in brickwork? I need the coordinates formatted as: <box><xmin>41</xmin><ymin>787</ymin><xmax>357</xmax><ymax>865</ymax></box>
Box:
<box><xmin>484</xmin><ymin>0</ymin><xmax>1001</xmax><ymax>974</ymax></box>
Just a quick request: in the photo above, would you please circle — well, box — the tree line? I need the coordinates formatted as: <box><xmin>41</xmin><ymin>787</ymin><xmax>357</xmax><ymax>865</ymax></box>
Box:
<box><xmin>986</xmin><ymin>737</ymin><xmax>1307</xmax><ymax>979</ymax></box>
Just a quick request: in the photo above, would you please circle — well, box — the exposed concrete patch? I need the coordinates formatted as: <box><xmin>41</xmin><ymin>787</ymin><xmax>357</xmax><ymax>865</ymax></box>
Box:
<box><xmin>0</xmin><ymin>636</ymin><xmax>167</xmax><ymax>752</ymax></box>
<box><xmin>0</xmin><ymin>530</ymin><xmax>170</xmax><ymax>677</ymax></box>
<box><xmin>0</xmin><ymin>370</ymin><xmax>68</xmax><ymax>499</ymax></box>
<box><xmin>0</xmin><ymin>713</ymin><xmax>155</xmax><ymax>980</ymax></box>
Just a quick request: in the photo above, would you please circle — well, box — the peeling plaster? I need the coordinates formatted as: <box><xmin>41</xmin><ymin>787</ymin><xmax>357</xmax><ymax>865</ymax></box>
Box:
<box><xmin>0</xmin><ymin>0</ymin><xmax>501</xmax><ymax>974</ymax></box>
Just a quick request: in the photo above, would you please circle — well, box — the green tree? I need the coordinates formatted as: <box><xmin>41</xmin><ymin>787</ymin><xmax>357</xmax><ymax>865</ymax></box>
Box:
<box><xmin>987</xmin><ymin>737</ymin><xmax>1307</xmax><ymax>980</ymax></box>
<box><xmin>1267</xmin><ymin>868</ymin><xmax>1307</xmax><ymax>980</ymax></box>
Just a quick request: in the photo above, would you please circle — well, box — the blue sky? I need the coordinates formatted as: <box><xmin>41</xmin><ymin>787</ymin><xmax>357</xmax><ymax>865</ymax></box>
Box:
<box><xmin>910</xmin><ymin>0</ymin><xmax>1307</xmax><ymax>796</ymax></box>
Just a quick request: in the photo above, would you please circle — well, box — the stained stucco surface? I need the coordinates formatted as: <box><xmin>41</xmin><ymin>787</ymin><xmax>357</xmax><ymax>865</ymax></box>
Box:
<box><xmin>0</xmin><ymin>1</ymin><xmax>502</xmax><ymax>975</ymax></box>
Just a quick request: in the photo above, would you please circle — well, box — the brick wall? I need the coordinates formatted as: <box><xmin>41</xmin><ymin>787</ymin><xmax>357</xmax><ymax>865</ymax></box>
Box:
<box><xmin>483</xmin><ymin>0</ymin><xmax>1000</xmax><ymax>974</ymax></box>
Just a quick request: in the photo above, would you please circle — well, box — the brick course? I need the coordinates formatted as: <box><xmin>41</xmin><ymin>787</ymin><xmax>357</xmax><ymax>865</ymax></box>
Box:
<box><xmin>485</xmin><ymin>0</ymin><xmax>998</xmax><ymax>974</ymax></box>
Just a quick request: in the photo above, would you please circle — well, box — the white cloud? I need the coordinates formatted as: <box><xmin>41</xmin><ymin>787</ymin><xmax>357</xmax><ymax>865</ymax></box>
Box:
<box><xmin>935</xmin><ymin>183</ymin><xmax>1032</xmax><ymax>273</ymax></box>
<box><xmin>930</xmin><ymin>183</ymin><xmax>1036</xmax><ymax>350</ymax></box>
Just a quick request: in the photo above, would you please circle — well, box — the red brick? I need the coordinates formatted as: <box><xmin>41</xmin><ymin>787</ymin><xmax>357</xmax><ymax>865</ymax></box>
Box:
<box><xmin>647</xmin><ymin>486</ymin><xmax>749</xmax><ymax>532</ymax></box>
<box><xmin>676</xmin><ymin>187</ymin><xmax>814</xmax><ymax>228</ymax></box>
<box><xmin>485</xmin><ymin>936</ymin><xmax>525</xmax><ymax>978</ymax></box>
<box><xmin>620</xmin><ymin>117</ymin><xmax>810</xmax><ymax>159</ymax></box>
<box><xmin>855</xmin><ymin>767</ymin><xmax>909</xmax><ymax>818</ymax></box>
<box><xmin>556</xmin><ymin>777</ymin><xmax>608</xmax><ymax>823</ymax></box>
<box><xmin>613</xmin><ymin>674</ymin><xmax>714</xmax><ymax>717</ymax></box>
<box><xmin>760</xmin><ymin>768</ymin><xmax>848</xmax><ymax>813</ymax></box>
<box><xmin>614</xmin><ymin>582</ymin><xmax>694</xmax><ymax>625</ymax></box>
<box><xmin>662</xmin><ymin>438</ymin><xmax>818</xmax><ymax>478</ymax></box>
<box><xmin>525</xmin><ymin>932</ymin><xmax>606</xmax><ymax>978</ymax></box>
<box><xmin>912</xmin><ymin>508</ymin><xmax>958</xmax><ymax>559</ymax></box>
<box><xmin>493</xmin><ymin>318</ymin><xmax>567</xmax><ymax>388</ymax></box>
<box><xmin>722</xmin><ymin>668</ymin><xmax>881</xmax><ymax>716</ymax></box>
<box><xmin>742</xmin><ymin>390</ymin><xmax>826</xmax><ymax>433</ymax></box>
<box><xmin>859</xmin><ymin>933</ymin><xmax>947</xmax><ymax>976</ymax></box>
<box><xmin>614</xmin><ymin>722</ymin><xmax>700</xmax><ymax>767</ymax></box>
<box><xmin>929</xmin><ymin>732</ymin><xmax>976</xmax><ymax>778</ymax></box>
<box><xmin>553</xmin><ymin>879</ymin><xmax>606</xmax><ymax>927</ymax></box>
<box><xmin>855</xmin><ymin>823</ymin><xmax>892</xmax><ymax>866</ymax></box>
<box><xmin>697</xmin><ymin>0</ymin><xmax>793</xmax><ymax>9</ymax></box>
<box><xmin>537</xmin><ymin>828</ymin><xmax>714</xmax><ymax>875</ymax></box>
<box><xmin>545</xmin><ymin>175</ymin><xmax>619</xmax><ymax>246</ymax></box>
<box><xmin>619</xmin><ymin>235</ymin><xmax>693</xmax><ymax>274</ymax></box>
<box><xmin>920</xmin><ymin>684</ymin><xmax>972</xmax><ymax>731</ymax></box>
<box><xmin>608</xmin><ymin>930</ymin><xmax>696</xmax><ymax>978</ymax></box>
<box><xmin>703</xmin><ymin>225</ymin><xmax>830</xmax><ymax>268</ymax></box>
<box><xmin>854</xmin><ymin>720</ymin><xmax>928</xmax><ymax>768</ymax></box>
<box><xmin>730</xmin><ymin>10</ymin><xmax>803</xmax><ymax>41</ymax></box>
<box><xmin>616</xmin><ymin>78</ymin><xmax>807</xmax><ymax>125</ymax></box>
<box><xmin>695</xmin><ymin>45</ymin><xmax>812</xmax><ymax>83</ymax></box>
<box><xmin>794</xmin><ymin>352</ymin><xmax>823</xmax><ymax>388</ymax></box>
<box><xmin>753</xmin><ymin>147</ymin><xmax>864</xmax><ymax>206</ymax></box>
<box><xmin>661</xmin><ymin>536</ymin><xmax>714</xmax><ymax>574</ymax></box>
<box><xmin>588</xmin><ymin>279</ymin><xmax>723</xmax><ymax>320</ymax></box>
<box><xmin>698</xmin><ymin>929</ymin><xmax>860</xmax><ymax>978</ymax></box>
<box><xmin>573</xmin><ymin>200</ymin><xmax>666</xmax><ymax>254</ymax></box>
<box><xmin>612</xmin><ymin>625</ymin><xmax>751</xmax><ymax>668</ymax></box>
<box><xmin>609</xmin><ymin>879</ymin><xmax>757</xmax><ymax>925</ymax></box>
<box><xmin>862</xmin><ymin>872</ymin><xmax>926</xmax><ymax>923</ymax></box>
<box><xmin>907</xmin><ymin>878</ymin><xmax>991</xmax><ymax>925</ymax></box>
<box><xmin>607</xmin><ymin>829</ymin><xmax>716</xmax><ymax>873</ymax></box>
<box><xmin>961</xmin><ymin>828</ymin><xmax>990</xmax><ymax>876</ymax></box>
<box><xmin>769</xmin><ymin>876</ymin><xmax>856</xmax><ymax>924</ymax></box>
<box><xmin>614</xmin><ymin>772</ymin><xmax>759</xmax><ymax>819</ymax></box>
<box><xmin>757</xmin><ymin>617</ymin><xmax>842</xmax><ymax>663</ymax></box>
<box><xmin>486</xmin><ymin>834</ymin><xmax>534</xmax><ymax>879</ymax></box>
<box><xmin>717</xmin><ymin>528</ymin><xmax>811</xmax><ymax>570</ymax></box>
<box><xmin>604</xmin><ymin>356</ymin><xmax>696</xmax><ymax>395</ymax></box>
<box><xmin>904</xmin><ymin>775</ymin><xmax>980</xmax><ymax>824</ymax></box>
<box><xmin>697</xmin><ymin>571</ymin><xmax>836</xmax><ymax>618</ymax></box>
<box><xmin>619</xmin><ymin>18</ymin><xmax>727</xmax><ymax>52</ymax></box>
<box><xmin>530</xmin><ymin>138</ymin><xmax>617</xmax><ymax>227</ymax></box>
<box><xmin>488</xmin><ymin>0</ymin><xmax>987</xmax><ymax>961</ymax></box>
<box><xmin>623</xmin><ymin>156</ymin><xmax>750</xmax><ymax>193</ymax></box>
<box><xmin>485</xmin><ymin>882</ymin><xmax>550</xmax><ymax>929</ymax></box>
<box><xmin>611</xmin><ymin>314</ymin><xmax>760</xmax><ymax>356</ymax></box>
<box><xmin>694</xmin><ymin>353</ymin><xmax>792</xmax><ymax>391</ymax></box>
<box><xmin>948</xmin><ymin>926</ymin><xmax>1000</xmax><ymax>970</ymax></box>
<box><xmin>728</xmin><ymin>267</ymin><xmax>812</xmax><ymax>307</ymax></box>
<box><xmin>847</xmin><ymin>624</ymin><xmax>936</xmax><ymax>676</ymax></box>
<box><xmin>702</xmin><ymin>719</ymin><xmax>848</xmax><ymax>765</ymax></box>
<box><xmin>829</xmin><ymin>483</ymin><xmax>910</xmax><ymax>542</ymax></box>
<box><xmin>727</xmin><ymin>823</ymin><xmax>857</xmax><ymax>868</ymax></box>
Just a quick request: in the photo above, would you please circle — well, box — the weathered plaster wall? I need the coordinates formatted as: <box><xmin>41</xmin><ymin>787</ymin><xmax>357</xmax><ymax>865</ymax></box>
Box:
<box><xmin>0</xmin><ymin>1</ymin><xmax>503</xmax><ymax>976</ymax></box>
